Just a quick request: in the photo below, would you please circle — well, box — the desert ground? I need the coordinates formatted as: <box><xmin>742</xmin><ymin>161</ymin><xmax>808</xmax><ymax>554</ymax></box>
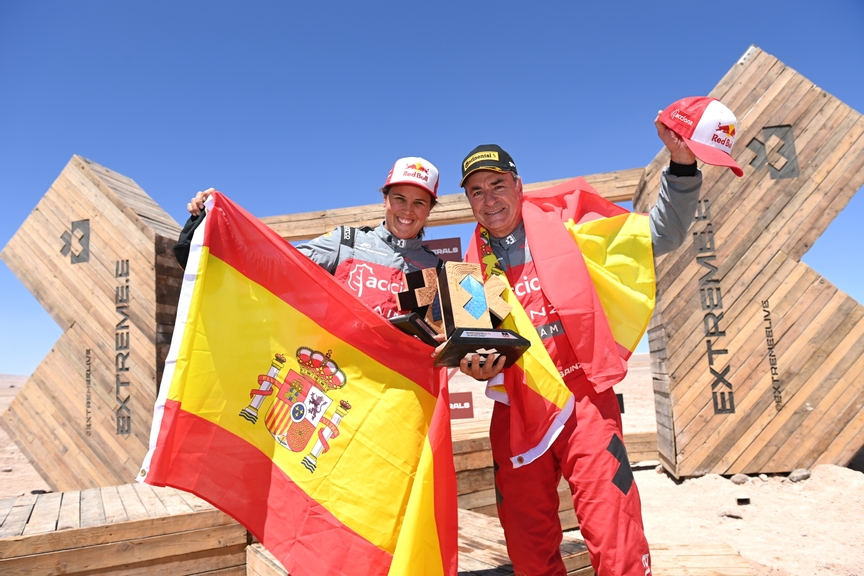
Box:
<box><xmin>3</xmin><ymin>358</ymin><xmax>864</xmax><ymax>575</ymax></box>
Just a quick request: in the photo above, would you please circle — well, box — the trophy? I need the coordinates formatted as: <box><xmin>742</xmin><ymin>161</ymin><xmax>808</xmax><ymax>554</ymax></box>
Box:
<box><xmin>390</xmin><ymin>261</ymin><xmax>530</xmax><ymax>368</ymax></box>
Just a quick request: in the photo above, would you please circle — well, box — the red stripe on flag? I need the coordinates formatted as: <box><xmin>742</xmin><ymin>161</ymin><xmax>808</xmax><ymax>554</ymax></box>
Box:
<box><xmin>146</xmin><ymin>400</ymin><xmax>392</xmax><ymax>576</ymax></box>
<box><xmin>502</xmin><ymin>362</ymin><xmax>565</xmax><ymax>456</ymax></box>
<box><xmin>523</xmin><ymin>177</ymin><xmax>629</xmax><ymax>223</ymax></box>
<box><xmin>203</xmin><ymin>194</ymin><xmax>438</xmax><ymax>394</ymax></box>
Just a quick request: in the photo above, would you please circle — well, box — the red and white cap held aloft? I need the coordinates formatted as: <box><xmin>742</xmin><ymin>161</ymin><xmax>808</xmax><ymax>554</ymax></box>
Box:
<box><xmin>660</xmin><ymin>96</ymin><xmax>744</xmax><ymax>177</ymax></box>
<box><xmin>383</xmin><ymin>157</ymin><xmax>440</xmax><ymax>198</ymax></box>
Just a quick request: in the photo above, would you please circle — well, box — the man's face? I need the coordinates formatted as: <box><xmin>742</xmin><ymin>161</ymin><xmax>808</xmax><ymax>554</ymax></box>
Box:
<box><xmin>464</xmin><ymin>170</ymin><xmax>523</xmax><ymax>238</ymax></box>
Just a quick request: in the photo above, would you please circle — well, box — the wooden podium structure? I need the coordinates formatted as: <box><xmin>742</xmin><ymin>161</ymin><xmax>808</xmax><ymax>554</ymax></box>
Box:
<box><xmin>2</xmin><ymin>46</ymin><xmax>862</xmax><ymax>490</ymax></box>
<box><xmin>0</xmin><ymin>157</ymin><xmax>183</xmax><ymax>490</ymax></box>
<box><xmin>634</xmin><ymin>46</ymin><xmax>864</xmax><ymax>477</ymax></box>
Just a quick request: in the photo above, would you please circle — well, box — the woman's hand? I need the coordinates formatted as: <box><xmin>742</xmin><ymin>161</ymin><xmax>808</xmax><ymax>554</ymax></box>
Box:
<box><xmin>187</xmin><ymin>188</ymin><xmax>215</xmax><ymax>216</ymax></box>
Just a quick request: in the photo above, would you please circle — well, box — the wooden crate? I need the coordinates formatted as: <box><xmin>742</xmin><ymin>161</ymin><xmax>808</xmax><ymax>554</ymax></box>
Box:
<box><xmin>0</xmin><ymin>484</ymin><xmax>247</xmax><ymax>575</ymax></box>
<box><xmin>451</xmin><ymin>419</ymin><xmax>658</xmax><ymax>531</ymax></box>
<box><xmin>0</xmin><ymin>156</ymin><xmax>183</xmax><ymax>491</ymax></box>
<box><xmin>633</xmin><ymin>45</ymin><xmax>864</xmax><ymax>478</ymax></box>
<box><xmin>650</xmin><ymin>543</ymin><xmax>757</xmax><ymax>576</ymax></box>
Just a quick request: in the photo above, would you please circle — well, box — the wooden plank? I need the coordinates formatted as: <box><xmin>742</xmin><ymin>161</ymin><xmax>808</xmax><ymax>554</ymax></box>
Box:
<box><xmin>246</xmin><ymin>543</ymin><xmax>288</xmax><ymax>576</ymax></box>
<box><xmin>0</xmin><ymin>494</ymin><xmax>36</xmax><ymax>540</ymax></box>
<box><xmin>455</xmin><ymin>449</ymin><xmax>494</xmax><ymax>473</ymax></box>
<box><xmin>21</xmin><ymin>492</ymin><xmax>62</xmax><ymax>536</ymax></box>
<box><xmin>174</xmin><ymin>487</ymin><xmax>216</xmax><ymax>513</ymax></box>
<box><xmin>84</xmin><ymin>546</ymin><xmax>246</xmax><ymax>576</ymax></box>
<box><xmin>56</xmin><ymin>490</ymin><xmax>80</xmax><ymax>531</ymax></box>
<box><xmin>670</xmin><ymin>252</ymin><xmax>818</xmax><ymax>436</ymax></box>
<box><xmin>457</xmin><ymin>468</ymin><xmax>495</xmax><ymax>496</ymax></box>
<box><xmin>625</xmin><ymin>432</ymin><xmax>658</xmax><ymax>463</ymax></box>
<box><xmin>79</xmin><ymin>487</ymin><xmax>105</xmax><ymax>528</ymax></box>
<box><xmin>650</xmin><ymin>543</ymin><xmax>757</xmax><ymax>575</ymax></box>
<box><xmin>100</xmin><ymin>485</ymin><xmax>128</xmax><ymax>524</ymax></box>
<box><xmin>676</xmin><ymin>277</ymin><xmax>842</xmax><ymax>473</ymax></box>
<box><xmin>785</xmin><ymin>121</ymin><xmax>864</xmax><ymax>259</ymax></box>
<box><xmin>115</xmin><ymin>483</ymin><xmax>149</xmax><ymax>522</ymax></box>
<box><xmin>672</xmin><ymin>260</ymin><xmax>816</xmax><ymax>449</ymax></box>
<box><xmin>0</xmin><ymin>524</ymin><xmax>246</xmax><ymax>576</ymax></box>
<box><xmin>4</xmin><ymin>362</ymin><xmax>106</xmax><ymax>490</ymax></box>
<box><xmin>456</xmin><ymin>508</ymin><xmax>592</xmax><ymax>575</ymax></box>
<box><xmin>0</xmin><ymin>507</ymin><xmax>235</xmax><ymax>560</ymax></box>
<box><xmin>818</xmin><ymin>397</ymin><xmax>864</xmax><ymax>467</ymax></box>
<box><xmin>153</xmin><ymin>487</ymin><xmax>195</xmax><ymax>516</ymax></box>
<box><xmin>259</xmin><ymin>168</ymin><xmax>644</xmax><ymax>242</ymax></box>
<box><xmin>666</xmin><ymin>98</ymin><xmax>852</xmax><ymax>351</ymax></box>
<box><xmin>0</xmin><ymin>404</ymin><xmax>63</xmax><ymax>492</ymax></box>
<box><xmin>458</xmin><ymin>487</ymin><xmax>495</xmax><ymax>510</ymax></box>
<box><xmin>131</xmin><ymin>482</ymin><xmax>169</xmax><ymax>518</ymax></box>
<box><xmin>806</xmin><ymin>351</ymin><xmax>864</xmax><ymax>465</ymax></box>
<box><xmin>0</xmin><ymin>499</ymin><xmax>16</xmax><ymax>528</ymax></box>
<box><xmin>703</xmin><ymin>300</ymin><xmax>861</xmax><ymax>473</ymax></box>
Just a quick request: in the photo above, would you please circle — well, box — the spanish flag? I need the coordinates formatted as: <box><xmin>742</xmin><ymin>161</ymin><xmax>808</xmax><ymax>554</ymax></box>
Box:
<box><xmin>466</xmin><ymin>177</ymin><xmax>654</xmax><ymax>465</ymax></box>
<box><xmin>139</xmin><ymin>193</ymin><xmax>457</xmax><ymax>576</ymax></box>
<box><xmin>522</xmin><ymin>177</ymin><xmax>655</xmax><ymax>391</ymax></box>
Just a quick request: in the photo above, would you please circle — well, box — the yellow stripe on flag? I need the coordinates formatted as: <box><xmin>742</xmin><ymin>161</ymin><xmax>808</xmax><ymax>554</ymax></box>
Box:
<box><xmin>565</xmin><ymin>213</ymin><xmax>655</xmax><ymax>354</ymax></box>
<box><xmin>498</xmin><ymin>283</ymin><xmax>571</xmax><ymax>409</ymax></box>
<box><xmin>389</xmin><ymin>436</ymin><xmax>444</xmax><ymax>574</ymax></box>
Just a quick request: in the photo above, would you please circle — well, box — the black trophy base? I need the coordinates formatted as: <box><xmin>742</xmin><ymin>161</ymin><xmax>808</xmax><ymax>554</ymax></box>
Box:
<box><xmin>433</xmin><ymin>327</ymin><xmax>530</xmax><ymax>368</ymax></box>
<box><xmin>389</xmin><ymin>312</ymin><xmax>440</xmax><ymax>346</ymax></box>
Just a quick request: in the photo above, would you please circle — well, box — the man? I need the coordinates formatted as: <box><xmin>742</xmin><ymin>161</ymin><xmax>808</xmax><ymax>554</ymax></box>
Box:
<box><xmin>455</xmin><ymin>101</ymin><xmax>742</xmax><ymax>576</ymax></box>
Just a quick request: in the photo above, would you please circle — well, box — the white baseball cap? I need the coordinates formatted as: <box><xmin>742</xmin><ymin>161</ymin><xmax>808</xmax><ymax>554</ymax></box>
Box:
<box><xmin>660</xmin><ymin>96</ymin><xmax>744</xmax><ymax>177</ymax></box>
<box><xmin>383</xmin><ymin>157</ymin><xmax>440</xmax><ymax>198</ymax></box>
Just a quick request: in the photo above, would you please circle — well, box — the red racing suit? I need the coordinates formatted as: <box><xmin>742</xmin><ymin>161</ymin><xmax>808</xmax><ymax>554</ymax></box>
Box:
<box><xmin>486</xmin><ymin>167</ymin><xmax>701</xmax><ymax>576</ymax></box>
<box><xmin>297</xmin><ymin>223</ymin><xmax>441</xmax><ymax>317</ymax></box>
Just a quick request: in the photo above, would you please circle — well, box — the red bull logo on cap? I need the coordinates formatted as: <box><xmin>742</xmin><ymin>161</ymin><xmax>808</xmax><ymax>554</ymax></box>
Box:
<box><xmin>711</xmin><ymin>122</ymin><xmax>736</xmax><ymax>149</ymax></box>
<box><xmin>716</xmin><ymin>123</ymin><xmax>736</xmax><ymax>137</ymax></box>
<box><xmin>406</xmin><ymin>161</ymin><xmax>430</xmax><ymax>174</ymax></box>
<box><xmin>403</xmin><ymin>162</ymin><xmax>430</xmax><ymax>182</ymax></box>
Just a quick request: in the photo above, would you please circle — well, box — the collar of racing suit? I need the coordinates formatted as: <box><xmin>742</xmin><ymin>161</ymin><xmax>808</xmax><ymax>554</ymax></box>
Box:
<box><xmin>375</xmin><ymin>221</ymin><xmax>426</xmax><ymax>252</ymax></box>
<box><xmin>487</xmin><ymin>221</ymin><xmax>530</xmax><ymax>270</ymax></box>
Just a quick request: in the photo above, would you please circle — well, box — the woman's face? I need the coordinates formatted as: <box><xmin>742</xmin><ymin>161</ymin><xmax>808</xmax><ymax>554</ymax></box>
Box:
<box><xmin>383</xmin><ymin>184</ymin><xmax>434</xmax><ymax>239</ymax></box>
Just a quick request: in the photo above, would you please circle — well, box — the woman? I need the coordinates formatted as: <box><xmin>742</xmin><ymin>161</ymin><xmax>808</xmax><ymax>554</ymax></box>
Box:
<box><xmin>177</xmin><ymin>156</ymin><xmax>443</xmax><ymax>320</ymax></box>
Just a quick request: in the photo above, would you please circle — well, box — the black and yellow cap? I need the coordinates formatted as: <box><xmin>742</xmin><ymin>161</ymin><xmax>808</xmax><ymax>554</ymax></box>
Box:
<box><xmin>460</xmin><ymin>144</ymin><xmax>517</xmax><ymax>187</ymax></box>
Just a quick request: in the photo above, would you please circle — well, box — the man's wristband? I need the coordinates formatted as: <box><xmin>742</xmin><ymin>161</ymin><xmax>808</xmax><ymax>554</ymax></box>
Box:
<box><xmin>669</xmin><ymin>160</ymin><xmax>698</xmax><ymax>177</ymax></box>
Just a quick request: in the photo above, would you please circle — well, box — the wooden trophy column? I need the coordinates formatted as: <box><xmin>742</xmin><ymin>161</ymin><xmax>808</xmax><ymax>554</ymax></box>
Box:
<box><xmin>0</xmin><ymin>156</ymin><xmax>183</xmax><ymax>490</ymax></box>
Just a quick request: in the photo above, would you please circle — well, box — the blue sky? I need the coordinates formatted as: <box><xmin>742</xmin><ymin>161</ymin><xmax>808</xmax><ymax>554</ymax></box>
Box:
<box><xmin>1</xmin><ymin>1</ymin><xmax>863</xmax><ymax>375</ymax></box>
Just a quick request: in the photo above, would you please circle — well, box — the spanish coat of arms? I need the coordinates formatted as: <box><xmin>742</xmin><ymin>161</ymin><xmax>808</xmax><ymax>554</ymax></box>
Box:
<box><xmin>239</xmin><ymin>347</ymin><xmax>351</xmax><ymax>472</ymax></box>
